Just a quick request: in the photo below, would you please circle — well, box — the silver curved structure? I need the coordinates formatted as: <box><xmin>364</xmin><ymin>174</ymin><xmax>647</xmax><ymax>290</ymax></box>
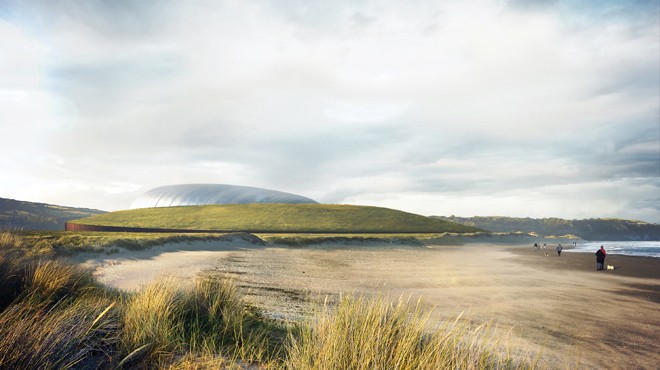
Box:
<box><xmin>130</xmin><ymin>184</ymin><xmax>318</xmax><ymax>209</ymax></box>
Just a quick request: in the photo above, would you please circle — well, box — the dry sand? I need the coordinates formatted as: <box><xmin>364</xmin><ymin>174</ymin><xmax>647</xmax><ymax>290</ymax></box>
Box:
<box><xmin>75</xmin><ymin>240</ymin><xmax>660</xmax><ymax>369</ymax></box>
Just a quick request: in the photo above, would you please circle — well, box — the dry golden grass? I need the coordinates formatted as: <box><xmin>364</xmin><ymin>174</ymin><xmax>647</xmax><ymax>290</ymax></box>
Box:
<box><xmin>286</xmin><ymin>295</ymin><xmax>538</xmax><ymax>370</ymax></box>
<box><xmin>17</xmin><ymin>230</ymin><xmax>251</xmax><ymax>257</ymax></box>
<box><xmin>24</xmin><ymin>259</ymin><xmax>97</xmax><ymax>301</ymax></box>
<box><xmin>0</xmin><ymin>297</ymin><xmax>118</xmax><ymax>369</ymax></box>
<box><xmin>120</xmin><ymin>276</ymin><xmax>284</xmax><ymax>368</ymax></box>
<box><xmin>0</xmin><ymin>231</ymin><xmax>23</xmax><ymax>250</ymax></box>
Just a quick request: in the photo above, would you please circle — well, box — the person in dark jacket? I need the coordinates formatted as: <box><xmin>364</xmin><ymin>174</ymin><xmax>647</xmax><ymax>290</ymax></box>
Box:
<box><xmin>595</xmin><ymin>245</ymin><xmax>606</xmax><ymax>270</ymax></box>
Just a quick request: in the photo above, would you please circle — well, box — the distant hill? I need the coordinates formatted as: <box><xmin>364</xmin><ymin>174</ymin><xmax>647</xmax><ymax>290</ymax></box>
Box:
<box><xmin>67</xmin><ymin>204</ymin><xmax>482</xmax><ymax>234</ymax></box>
<box><xmin>432</xmin><ymin>216</ymin><xmax>660</xmax><ymax>241</ymax></box>
<box><xmin>0</xmin><ymin>197</ymin><xmax>106</xmax><ymax>231</ymax></box>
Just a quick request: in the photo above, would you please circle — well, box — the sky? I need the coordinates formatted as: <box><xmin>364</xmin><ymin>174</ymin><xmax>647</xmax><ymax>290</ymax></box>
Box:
<box><xmin>1</xmin><ymin>0</ymin><xmax>659</xmax><ymax>223</ymax></box>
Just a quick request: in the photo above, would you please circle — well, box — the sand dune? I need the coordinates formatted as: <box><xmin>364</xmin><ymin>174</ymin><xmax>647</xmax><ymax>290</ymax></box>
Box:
<box><xmin>76</xmin><ymin>240</ymin><xmax>660</xmax><ymax>369</ymax></box>
<box><xmin>73</xmin><ymin>239</ymin><xmax>265</xmax><ymax>290</ymax></box>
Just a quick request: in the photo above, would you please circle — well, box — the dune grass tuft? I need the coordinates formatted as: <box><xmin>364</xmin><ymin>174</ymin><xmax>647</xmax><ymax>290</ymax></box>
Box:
<box><xmin>0</xmin><ymin>231</ymin><xmax>24</xmax><ymax>250</ymax></box>
<box><xmin>1</xmin><ymin>232</ymin><xmax>101</xmax><ymax>309</ymax></box>
<box><xmin>286</xmin><ymin>295</ymin><xmax>536</xmax><ymax>370</ymax></box>
<box><xmin>24</xmin><ymin>259</ymin><xmax>97</xmax><ymax>301</ymax></box>
<box><xmin>121</xmin><ymin>278</ymin><xmax>186</xmax><ymax>353</ymax></box>
<box><xmin>120</xmin><ymin>276</ymin><xmax>284</xmax><ymax>368</ymax></box>
<box><xmin>0</xmin><ymin>297</ymin><xmax>118</xmax><ymax>370</ymax></box>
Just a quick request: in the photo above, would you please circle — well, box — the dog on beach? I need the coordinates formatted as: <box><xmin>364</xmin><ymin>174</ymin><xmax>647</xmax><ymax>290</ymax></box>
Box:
<box><xmin>544</xmin><ymin>252</ymin><xmax>550</xmax><ymax>257</ymax></box>
<box><xmin>607</xmin><ymin>265</ymin><xmax>614</xmax><ymax>271</ymax></box>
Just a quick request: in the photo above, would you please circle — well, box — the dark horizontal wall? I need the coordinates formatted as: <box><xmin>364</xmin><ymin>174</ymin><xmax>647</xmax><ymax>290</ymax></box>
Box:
<box><xmin>64</xmin><ymin>222</ymin><xmax>426</xmax><ymax>234</ymax></box>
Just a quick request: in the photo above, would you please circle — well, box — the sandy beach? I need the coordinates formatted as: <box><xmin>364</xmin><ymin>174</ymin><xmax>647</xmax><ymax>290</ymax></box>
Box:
<box><xmin>75</xmin><ymin>240</ymin><xmax>660</xmax><ymax>369</ymax></box>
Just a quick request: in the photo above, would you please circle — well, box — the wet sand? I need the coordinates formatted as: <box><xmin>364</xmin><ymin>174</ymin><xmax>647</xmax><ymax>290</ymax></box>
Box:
<box><xmin>77</xmin><ymin>241</ymin><xmax>660</xmax><ymax>369</ymax></box>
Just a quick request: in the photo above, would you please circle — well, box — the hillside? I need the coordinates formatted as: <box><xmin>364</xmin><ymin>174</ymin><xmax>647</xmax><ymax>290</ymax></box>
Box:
<box><xmin>0</xmin><ymin>197</ymin><xmax>106</xmax><ymax>231</ymax></box>
<box><xmin>433</xmin><ymin>216</ymin><xmax>660</xmax><ymax>241</ymax></box>
<box><xmin>68</xmin><ymin>204</ymin><xmax>481</xmax><ymax>234</ymax></box>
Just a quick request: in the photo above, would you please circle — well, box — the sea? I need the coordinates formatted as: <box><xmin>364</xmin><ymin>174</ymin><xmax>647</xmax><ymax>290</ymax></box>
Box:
<box><xmin>565</xmin><ymin>241</ymin><xmax>660</xmax><ymax>258</ymax></box>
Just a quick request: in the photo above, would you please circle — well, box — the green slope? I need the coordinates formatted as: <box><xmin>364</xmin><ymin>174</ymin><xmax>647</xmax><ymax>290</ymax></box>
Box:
<box><xmin>70</xmin><ymin>204</ymin><xmax>481</xmax><ymax>233</ymax></box>
<box><xmin>1</xmin><ymin>197</ymin><xmax>106</xmax><ymax>231</ymax></box>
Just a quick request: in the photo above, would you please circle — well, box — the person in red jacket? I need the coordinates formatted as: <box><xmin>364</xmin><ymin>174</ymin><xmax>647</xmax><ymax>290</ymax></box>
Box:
<box><xmin>595</xmin><ymin>245</ymin><xmax>607</xmax><ymax>270</ymax></box>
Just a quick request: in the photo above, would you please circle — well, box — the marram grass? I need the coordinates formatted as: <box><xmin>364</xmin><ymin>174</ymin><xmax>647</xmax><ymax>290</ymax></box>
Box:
<box><xmin>24</xmin><ymin>259</ymin><xmax>98</xmax><ymax>301</ymax></box>
<box><xmin>0</xmin><ymin>296</ymin><xmax>118</xmax><ymax>369</ymax></box>
<box><xmin>286</xmin><ymin>295</ymin><xmax>538</xmax><ymax>370</ymax></box>
<box><xmin>0</xmin><ymin>236</ymin><xmax>119</xmax><ymax>369</ymax></box>
<box><xmin>119</xmin><ymin>276</ymin><xmax>284</xmax><ymax>368</ymax></box>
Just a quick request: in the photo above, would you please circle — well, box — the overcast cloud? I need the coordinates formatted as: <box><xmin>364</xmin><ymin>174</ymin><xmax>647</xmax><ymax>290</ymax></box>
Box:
<box><xmin>1</xmin><ymin>0</ymin><xmax>659</xmax><ymax>222</ymax></box>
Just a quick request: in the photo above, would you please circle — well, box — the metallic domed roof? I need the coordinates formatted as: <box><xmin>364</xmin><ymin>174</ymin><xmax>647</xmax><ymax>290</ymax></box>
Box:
<box><xmin>130</xmin><ymin>184</ymin><xmax>318</xmax><ymax>209</ymax></box>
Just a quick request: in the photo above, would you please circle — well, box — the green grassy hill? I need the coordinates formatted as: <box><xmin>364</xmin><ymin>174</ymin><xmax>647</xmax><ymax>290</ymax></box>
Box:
<box><xmin>70</xmin><ymin>204</ymin><xmax>481</xmax><ymax>234</ymax></box>
<box><xmin>0</xmin><ymin>197</ymin><xmax>106</xmax><ymax>231</ymax></box>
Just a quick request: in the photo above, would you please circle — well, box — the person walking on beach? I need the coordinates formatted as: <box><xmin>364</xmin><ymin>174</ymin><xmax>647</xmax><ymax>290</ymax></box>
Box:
<box><xmin>595</xmin><ymin>245</ymin><xmax>606</xmax><ymax>270</ymax></box>
<box><xmin>556</xmin><ymin>244</ymin><xmax>562</xmax><ymax>256</ymax></box>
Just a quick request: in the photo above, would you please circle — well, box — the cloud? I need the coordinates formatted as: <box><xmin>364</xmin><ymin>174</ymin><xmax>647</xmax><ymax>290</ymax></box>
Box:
<box><xmin>344</xmin><ymin>178</ymin><xmax>660</xmax><ymax>221</ymax></box>
<box><xmin>508</xmin><ymin>0</ymin><xmax>559</xmax><ymax>10</ymax></box>
<box><xmin>0</xmin><ymin>0</ymin><xmax>658</xmax><ymax>222</ymax></box>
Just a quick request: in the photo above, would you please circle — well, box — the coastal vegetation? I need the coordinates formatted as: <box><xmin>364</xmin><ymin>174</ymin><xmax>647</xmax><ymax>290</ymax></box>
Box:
<box><xmin>8</xmin><ymin>231</ymin><xmax>260</xmax><ymax>258</ymax></box>
<box><xmin>68</xmin><ymin>204</ymin><xmax>482</xmax><ymax>234</ymax></box>
<box><xmin>0</xmin><ymin>196</ymin><xmax>105</xmax><ymax>231</ymax></box>
<box><xmin>5</xmin><ymin>229</ymin><xmax>573</xmax><ymax>258</ymax></box>
<box><xmin>434</xmin><ymin>215</ymin><xmax>660</xmax><ymax>241</ymax></box>
<box><xmin>9</xmin><ymin>231</ymin><xmax>491</xmax><ymax>258</ymax></box>
<box><xmin>0</xmin><ymin>231</ymin><xmax>538</xmax><ymax>369</ymax></box>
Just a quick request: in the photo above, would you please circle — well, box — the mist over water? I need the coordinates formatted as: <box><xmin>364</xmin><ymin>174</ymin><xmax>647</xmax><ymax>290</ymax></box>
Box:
<box><xmin>566</xmin><ymin>241</ymin><xmax>660</xmax><ymax>258</ymax></box>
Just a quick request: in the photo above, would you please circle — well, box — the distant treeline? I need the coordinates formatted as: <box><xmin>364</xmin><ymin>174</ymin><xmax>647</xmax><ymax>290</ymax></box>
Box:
<box><xmin>432</xmin><ymin>216</ymin><xmax>660</xmax><ymax>241</ymax></box>
<box><xmin>0</xmin><ymin>197</ymin><xmax>106</xmax><ymax>231</ymax></box>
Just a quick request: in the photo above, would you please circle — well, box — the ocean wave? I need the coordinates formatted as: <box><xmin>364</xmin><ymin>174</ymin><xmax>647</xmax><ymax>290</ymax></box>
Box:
<box><xmin>565</xmin><ymin>241</ymin><xmax>660</xmax><ymax>258</ymax></box>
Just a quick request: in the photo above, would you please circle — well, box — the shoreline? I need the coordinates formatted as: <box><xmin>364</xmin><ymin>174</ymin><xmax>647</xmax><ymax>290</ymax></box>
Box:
<box><xmin>505</xmin><ymin>243</ymin><xmax>660</xmax><ymax>281</ymax></box>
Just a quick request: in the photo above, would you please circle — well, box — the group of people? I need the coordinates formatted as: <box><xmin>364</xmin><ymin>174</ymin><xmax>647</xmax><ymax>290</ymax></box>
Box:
<box><xmin>533</xmin><ymin>242</ymin><xmax>608</xmax><ymax>270</ymax></box>
<box><xmin>533</xmin><ymin>242</ymin><xmax>563</xmax><ymax>256</ymax></box>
